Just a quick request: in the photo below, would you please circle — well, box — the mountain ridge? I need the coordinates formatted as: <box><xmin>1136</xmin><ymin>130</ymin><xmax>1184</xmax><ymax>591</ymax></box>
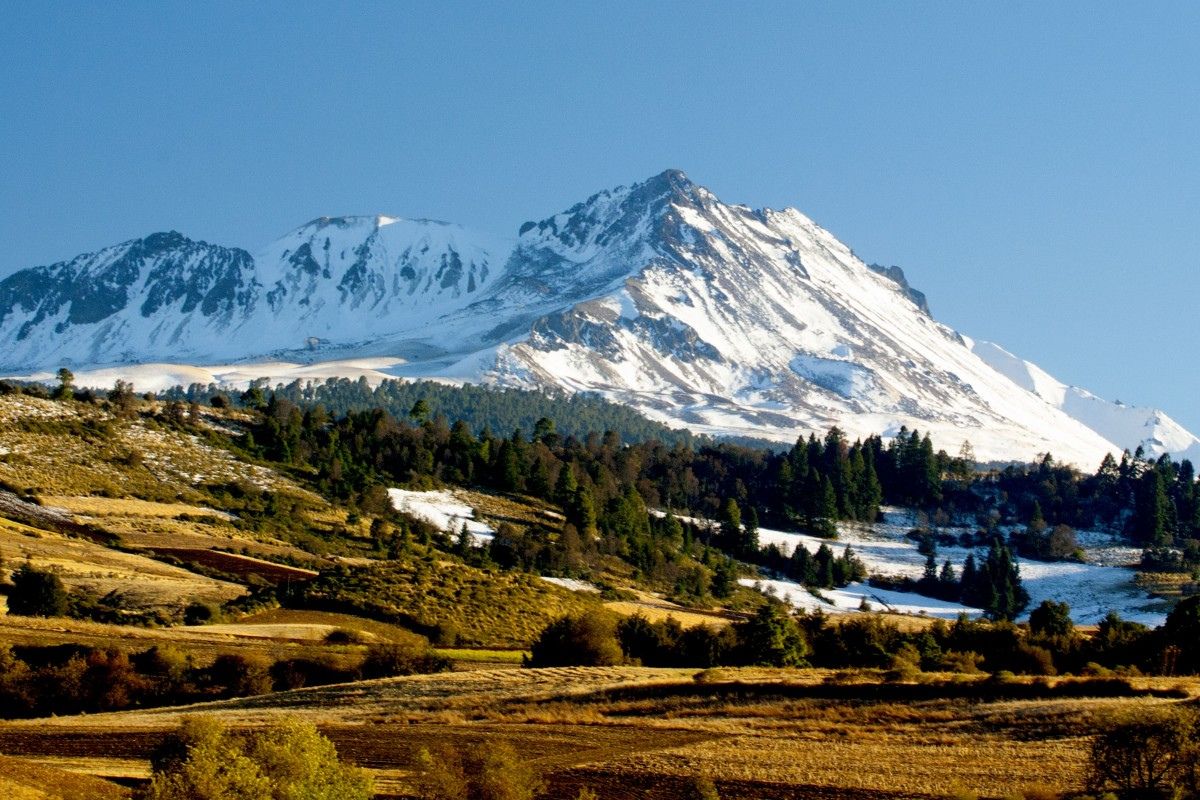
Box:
<box><xmin>2</xmin><ymin>169</ymin><xmax>1194</xmax><ymax>466</ymax></box>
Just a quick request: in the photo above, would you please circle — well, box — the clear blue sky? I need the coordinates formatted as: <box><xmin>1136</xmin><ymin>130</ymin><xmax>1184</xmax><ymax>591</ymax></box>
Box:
<box><xmin>2</xmin><ymin>3</ymin><xmax>1198</xmax><ymax>431</ymax></box>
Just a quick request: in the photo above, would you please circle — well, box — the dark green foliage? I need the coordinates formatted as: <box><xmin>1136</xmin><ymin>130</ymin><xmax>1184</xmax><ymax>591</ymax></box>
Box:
<box><xmin>360</xmin><ymin>642</ymin><xmax>451</xmax><ymax>678</ymax></box>
<box><xmin>52</xmin><ymin>367</ymin><xmax>74</xmax><ymax>401</ymax></box>
<box><xmin>1028</xmin><ymin>600</ymin><xmax>1074</xmax><ymax>640</ymax></box>
<box><xmin>166</xmin><ymin>377</ymin><xmax>698</xmax><ymax>448</ymax></box>
<box><xmin>7</xmin><ymin>563</ymin><xmax>68</xmax><ymax>617</ymax></box>
<box><xmin>734</xmin><ymin>602</ymin><xmax>808</xmax><ymax>666</ymax></box>
<box><xmin>1133</xmin><ymin>468</ymin><xmax>1172</xmax><ymax>545</ymax></box>
<box><xmin>779</xmin><ymin>542</ymin><xmax>864</xmax><ymax>590</ymax></box>
<box><xmin>1165</xmin><ymin>595</ymin><xmax>1200</xmax><ymax>673</ymax></box>
<box><xmin>527</xmin><ymin>612</ymin><xmax>624</xmax><ymax>667</ymax></box>
<box><xmin>960</xmin><ymin>539</ymin><xmax>1029</xmax><ymax>621</ymax></box>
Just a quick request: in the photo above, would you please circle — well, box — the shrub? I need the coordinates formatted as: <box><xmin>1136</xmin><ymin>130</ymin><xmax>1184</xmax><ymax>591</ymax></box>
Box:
<box><xmin>246</xmin><ymin>717</ymin><xmax>373</xmax><ymax>799</ymax></box>
<box><xmin>323</xmin><ymin>628</ymin><xmax>366</xmax><ymax>645</ymax></box>
<box><xmin>415</xmin><ymin>742</ymin><xmax>541</xmax><ymax>800</ymax></box>
<box><xmin>527</xmin><ymin>612</ymin><xmax>623</xmax><ymax>667</ymax></box>
<box><xmin>416</xmin><ymin>745</ymin><xmax>470</xmax><ymax>800</ymax></box>
<box><xmin>360</xmin><ymin>642</ymin><xmax>449</xmax><ymax>678</ymax></box>
<box><xmin>144</xmin><ymin>715</ymin><xmax>372</xmax><ymax>800</ymax></box>
<box><xmin>144</xmin><ymin>716</ymin><xmax>271</xmax><ymax>800</ymax></box>
<box><xmin>475</xmin><ymin>742</ymin><xmax>543</xmax><ymax>800</ymax></box>
<box><xmin>1086</xmin><ymin>709</ymin><xmax>1200</xmax><ymax>796</ymax></box>
<box><xmin>208</xmin><ymin>654</ymin><xmax>273</xmax><ymax>697</ymax></box>
<box><xmin>734</xmin><ymin>602</ymin><xmax>808</xmax><ymax>667</ymax></box>
<box><xmin>184</xmin><ymin>601</ymin><xmax>222</xmax><ymax>625</ymax></box>
<box><xmin>690</xmin><ymin>775</ymin><xmax>720</xmax><ymax>800</ymax></box>
<box><xmin>7</xmin><ymin>563</ymin><xmax>68</xmax><ymax>617</ymax></box>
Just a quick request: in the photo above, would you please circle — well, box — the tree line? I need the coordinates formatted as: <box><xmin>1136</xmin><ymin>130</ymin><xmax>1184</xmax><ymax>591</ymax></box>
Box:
<box><xmin>530</xmin><ymin>593</ymin><xmax>1200</xmax><ymax>678</ymax></box>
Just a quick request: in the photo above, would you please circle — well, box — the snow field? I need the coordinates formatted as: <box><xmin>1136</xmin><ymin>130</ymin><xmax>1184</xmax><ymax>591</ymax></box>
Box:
<box><xmin>750</xmin><ymin>509</ymin><xmax>1166</xmax><ymax>626</ymax></box>
<box><xmin>386</xmin><ymin>488</ymin><xmax>496</xmax><ymax>545</ymax></box>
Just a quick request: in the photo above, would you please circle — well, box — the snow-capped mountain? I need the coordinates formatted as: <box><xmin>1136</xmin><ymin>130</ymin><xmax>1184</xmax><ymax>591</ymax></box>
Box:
<box><xmin>970</xmin><ymin>340</ymin><xmax>1200</xmax><ymax>463</ymax></box>
<box><xmin>2</xmin><ymin>169</ymin><xmax>1194</xmax><ymax>466</ymax></box>
<box><xmin>0</xmin><ymin>217</ymin><xmax>504</xmax><ymax>366</ymax></box>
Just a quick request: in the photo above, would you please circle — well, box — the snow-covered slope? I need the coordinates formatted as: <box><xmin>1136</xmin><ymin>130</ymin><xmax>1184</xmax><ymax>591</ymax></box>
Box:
<box><xmin>0</xmin><ymin>217</ymin><xmax>505</xmax><ymax>367</ymax></box>
<box><xmin>2</xmin><ymin>169</ymin><xmax>1194</xmax><ymax>466</ymax></box>
<box><xmin>432</xmin><ymin>170</ymin><xmax>1124</xmax><ymax>465</ymax></box>
<box><xmin>0</xmin><ymin>232</ymin><xmax>257</xmax><ymax>367</ymax></box>
<box><xmin>970</xmin><ymin>340</ymin><xmax>1200</xmax><ymax>463</ymax></box>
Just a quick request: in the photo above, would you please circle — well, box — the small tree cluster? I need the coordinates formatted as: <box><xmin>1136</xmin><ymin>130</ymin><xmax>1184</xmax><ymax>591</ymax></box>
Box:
<box><xmin>415</xmin><ymin>741</ymin><xmax>542</xmax><ymax>800</ymax></box>
<box><xmin>1087</xmin><ymin>709</ymin><xmax>1200</xmax><ymax>798</ymax></box>
<box><xmin>143</xmin><ymin>715</ymin><xmax>372</xmax><ymax>800</ymax></box>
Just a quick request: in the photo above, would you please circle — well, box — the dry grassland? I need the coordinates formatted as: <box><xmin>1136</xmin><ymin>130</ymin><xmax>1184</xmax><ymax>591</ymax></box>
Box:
<box><xmin>604</xmin><ymin>590</ymin><xmax>737</xmax><ymax>629</ymax></box>
<box><xmin>4</xmin><ymin>667</ymin><xmax>1196</xmax><ymax>799</ymax></box>
<box><xmin>0</xmin><ymin>612</ymin><xmax>366</xmax><ymax>664</ymax></box>
<box><xmin>0</xmin><ymin>517</ymin><xmax>244</xmax><ymax>610</ymax></box>
<box><xmin>0</xmin><ymin>396</ymin><xmax>287</xmax><ymax>499</ymax></box>
<box><xmin>207</xmin><ymin>609</ymin><xmax>432</xmax><ymax>647</ymax></box>
<box><xmin>0</xmin><ymin>753</ymin><xmax>129</xmax><ymax>800</ymax></box>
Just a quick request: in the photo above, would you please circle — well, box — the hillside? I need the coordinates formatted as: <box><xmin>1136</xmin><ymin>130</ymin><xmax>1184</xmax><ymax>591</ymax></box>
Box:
<box><xmin>0</xmin><ymin>379</ymin><xmax>1197</xmax><ymax>798</ymax></box>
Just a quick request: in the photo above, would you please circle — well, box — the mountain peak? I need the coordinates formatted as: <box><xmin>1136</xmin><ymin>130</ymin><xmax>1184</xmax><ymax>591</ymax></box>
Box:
<box><xmin>643</xmin><ymin>167</ymin><xmax>694</xmax><ymax>192</ymax></box>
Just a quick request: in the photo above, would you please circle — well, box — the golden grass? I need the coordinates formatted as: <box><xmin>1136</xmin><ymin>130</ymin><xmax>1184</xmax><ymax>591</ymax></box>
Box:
<box><xmin>4</xmin><ymin>666</ymin><xmax>1194</xmax><ymax>798</ymax></box>
<box><xmin>303</xmin><ymin>557</ymin><xmax>601</xmax><ymax>647</ymax></box>
<box><xmin>603</xmin><ymin>596</ymin><xmax>735</xmax><ymax>629</ymax></box>
<box><xmin>0</xmin><ymin>522</ymin><xmax>245</xmax><ymax>611</ymax></box>
<box><xmin>0</xmin><ymin>611</ymin><xmax>361</xmax><ymax>665</ymax></box>
<box><xmin>433</xmin><ymin>647</ymin><xmax>526</xmax><ymax>664</ymax></box>
<box><xmin>37</xmin><ymin>496</ymin><xmax>231</xmax><ymax>519</ymax></box>
<box><xmin>0</xmin><ymin>753</ymin><xmax>130</xmax><ymax>799</ymax></box>
<box><xmin>457</xmin><ymin>489</ymin><xmax>561</xmax><ymax>530</ymax></box>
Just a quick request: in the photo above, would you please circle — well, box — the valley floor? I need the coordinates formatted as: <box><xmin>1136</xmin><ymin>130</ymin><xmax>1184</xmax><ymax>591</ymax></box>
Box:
<box><xmin>2</xmin><ymin>666</ymin><xmax>1194</xmax><ymax>799</ymax></box>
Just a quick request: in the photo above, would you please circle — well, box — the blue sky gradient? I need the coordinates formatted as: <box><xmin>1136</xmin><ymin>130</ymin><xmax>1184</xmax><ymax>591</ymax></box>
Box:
<box><xmin>2</xmin><ymin>2</ymin><xmax>1198</xmax><ymax>431</ymax></box>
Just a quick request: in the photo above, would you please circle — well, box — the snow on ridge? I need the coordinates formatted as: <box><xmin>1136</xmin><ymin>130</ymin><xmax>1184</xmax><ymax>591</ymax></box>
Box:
<box><xmin>971</xmin><ymin>339</ymin><xmax>1200</xmax><ymax>462</ymax></box>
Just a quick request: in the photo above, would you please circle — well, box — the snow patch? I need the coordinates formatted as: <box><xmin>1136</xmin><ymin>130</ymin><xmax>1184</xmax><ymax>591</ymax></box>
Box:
<box><xmin>386</xmin><ymin>488</ymin><xmax>495</xmax><ymax>545</ymax></box>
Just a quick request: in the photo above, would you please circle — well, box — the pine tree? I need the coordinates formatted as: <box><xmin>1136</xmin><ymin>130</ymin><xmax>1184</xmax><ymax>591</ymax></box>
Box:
<box><xmin>976</xmin><ymin>539</ymin><xmax>1029</xmax><ymax>621</ymax></box>
<box><xmin>553</xmin><ymin>463</ymin><xmax>578</xmax><ymax>507</ymax></box>
<box><xmin>815</xmin><ymin>476</ymin><xmax>838</xmax><ymax>537</ymax></box>
<box><xmin>959</xmin><ymin>554</ymin><xmax>981</xmax><ymax>607</ymax></box>
<box><xmin>860</xmin><ymin>453</ymin><xmax>882</xmax><ymax>523</ymax></box>
<box><xmin>719</xmin><ymin>498</ymin><xmax>743</xmax><ymax>555</ymax></box>
<box><xmin>743</xmin><ymin>506</ymin><xmax>760</xmax><ymax>556</ymax></box>
<box><xmin>789</xmin><ymin>544</ymin><xmax>814</xmax><ymax>584</ymax></box>
<box><xmin>815</xmin><ymin>543</ymin><xmax>835</xmax><ymax>589</ymax></box>
<box><xmin>1132</xmin><ymin>469</ymin><xmax>1170</xmax><ymax>546</ymax></box>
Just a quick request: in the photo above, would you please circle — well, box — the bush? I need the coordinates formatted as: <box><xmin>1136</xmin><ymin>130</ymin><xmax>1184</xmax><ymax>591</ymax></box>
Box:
<box><xmin>690</xmin><ymin>775</ymin><xmax>720</xmax><ymax>800</ymax></box>
<box><xmin>475</xmin><ymin>742</ymin><xmax>543</xmax><ymax>800</ymax></box>
<box><xmin>144</xmin><ymin>715</ymin><xmax>372</xmax><ymax>800</ymax></box>
<box><xmin>184</xmin><ymin>601</ymin><xmax>222</xmax><ymax>625</ymax></box>
<box><xmin>7</xmin><ymin>563</ymin><xmax>68</xmax><ymax>617</ymax></box>
<box><xmin>415</xmin><ymin>741</ymin><xmax>541</xmax><ymax>800</ymax></box>
<box><xmin>734</xmin><ymin>602</ymin><xmax>808</xmax><ymax>667</ymax></box>
<box><xmin>360</xmin><ymin>642</ymin><xmax>449</xmax><ymax>678</ymax></box>
<box><xmin>527</xmin><ymin>612</ymin><xmax>623</xmax><ymax>667</ymax></box>
<box><xmin>208</xmin><ymin>654</ymin><xmax>273</xmax><ymax>697</ymax></box>
<box><xmin>1086</xmin><ymin>709</ymin><xmax>1200</xmax><ymax>797</ymax></box>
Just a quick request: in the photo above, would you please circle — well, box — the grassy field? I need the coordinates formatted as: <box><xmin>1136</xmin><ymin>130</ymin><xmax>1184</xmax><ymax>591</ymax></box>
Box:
<box><xmin>0</xmin><ymin>753</ymin><xmax>129</xmax><ymax>800</ymax></box>
<box><xmin>0</xmin><ymin>611</ymin><xmax>373</xmax><ymax>665</ymax></box>
<box><xmin>2</xmin><ymin>666</ymin><xmax>1194</xmax><ymax>799</ymax></box>
<box><xmin>301</xmin><ymin>557</ymin><xmax>602</xmax><ymax>647</ymax></box>
<box><xmin>0</xmin><ymin>516</ymin><xmax>246</xmax><ymax>612</ymax></box>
